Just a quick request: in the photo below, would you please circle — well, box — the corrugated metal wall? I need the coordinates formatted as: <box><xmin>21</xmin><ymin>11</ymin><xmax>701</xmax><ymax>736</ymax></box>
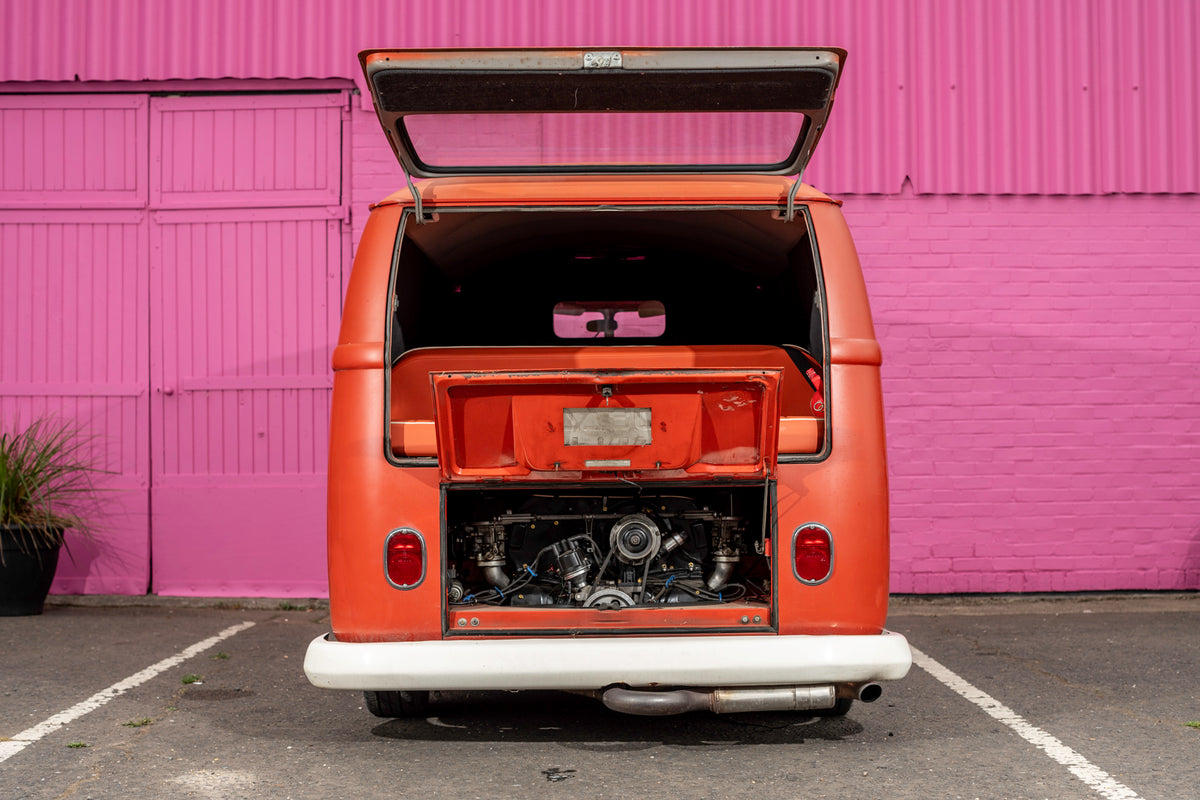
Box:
<box><xmin>4</xmin><ymin>0</ymin><xmax>1195</xmax><ymax>194</ymax></box>
<box><xmin>4</xmin><ymin>0</ymin><xmax>1196</xmax><ymax>194</ymax></box>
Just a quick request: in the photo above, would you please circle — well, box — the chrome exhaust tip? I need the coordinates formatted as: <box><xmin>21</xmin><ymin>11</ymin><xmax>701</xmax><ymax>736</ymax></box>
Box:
<box><xmin>856</xmin><ymin>682</ymin><xmax>883</xmax><ymax>703</ymax></box>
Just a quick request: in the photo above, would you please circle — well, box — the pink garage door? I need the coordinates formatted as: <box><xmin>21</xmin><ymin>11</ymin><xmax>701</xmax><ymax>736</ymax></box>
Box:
<box><xmin>0</xmin><ymin>95</ymin><xmax>151</xmax><ymax>594</ymax></box>
<box><xmin>148</xmin><ymin>94</ymin><xmax>347</xmax><ymax>596</ymax></box>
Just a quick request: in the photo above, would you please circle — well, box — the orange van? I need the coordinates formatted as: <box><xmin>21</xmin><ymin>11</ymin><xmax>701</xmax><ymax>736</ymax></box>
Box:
<box><xmin>304</xmin><ymin>48</ymin><xmax>912</xmax><ymax>718</ymax></box>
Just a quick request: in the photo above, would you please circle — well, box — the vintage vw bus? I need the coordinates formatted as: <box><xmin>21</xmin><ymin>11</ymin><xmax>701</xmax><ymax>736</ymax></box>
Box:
<box><xmin>304</xmin><ymin>48</ymin><xmax>911</xmax><ymax>718</ymax></box>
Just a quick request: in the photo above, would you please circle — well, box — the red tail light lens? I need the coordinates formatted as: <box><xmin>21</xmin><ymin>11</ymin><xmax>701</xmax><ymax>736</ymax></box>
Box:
<box><xmin>793</xmin><ymin>523</ymin><xmax>833</xmax><ymax>584</ymax></box>
<box><xmin>385</xmin><ymin>529</ymin><xmax>425</xmax><ymax>589</ymax></box>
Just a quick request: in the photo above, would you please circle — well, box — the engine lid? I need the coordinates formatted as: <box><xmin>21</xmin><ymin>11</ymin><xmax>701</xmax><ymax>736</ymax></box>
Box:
<box><xmin>431</xmin><ymin>369</ymin><xmax>782</xmax><ymax>481</ymax></box>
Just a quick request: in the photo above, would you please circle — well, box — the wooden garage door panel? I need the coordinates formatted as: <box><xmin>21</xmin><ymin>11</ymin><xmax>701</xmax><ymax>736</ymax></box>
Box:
<box><xmin>148</xmin><ymin>92</ymin><xmax>346</xmax><ymax>596</ymax></box>
<box><xmin>0</xmin><ymin>93</ymin><xmax>152</xmax><ymax>594</ymax></box>
<box><xmin>151</xmin><ymin>209</ymin><xmax>339</xmax><ymax>479</ymax></box>
<box><xmin>0</xmin><ymin>95</ymin><xmax>148</xmax><ymax>208</ymax></box>
<box><xmin>151</xmin><ymin>94</ymin><xmax>344</xmax><ymax>209</ymax></box>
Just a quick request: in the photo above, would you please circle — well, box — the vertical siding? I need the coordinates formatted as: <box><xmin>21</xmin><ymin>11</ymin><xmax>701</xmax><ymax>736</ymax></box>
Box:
<box><xmin>0</xmin><ymin>216</ymin><xmax>147</xmax><ymax>477</ymax></box>
<box><xmin>149</xmin><ymin>95</ymin><xmax>343</xmax><ymax>478</ymax></box>
<box><xmin>151</xmin><ymin>212</ymin><xmax>336</xmax><ymax>478</ymax></box>
<box><xmin>146</xmin><ymin>93</ymin><xmax>345</xmax><ymax>595</ymax></box>
<box><xmin>3</xmin><ymin>0</ymin><xmax>1196</xmax><ymax>194</ymax></box>
<box><xmin>0</xmin><ymin>95</ymin><xmax>147</xmax><ymax>206</ymax></box>
<box><xmin>908</xmin><ymin>0</ymin><xmax>1199</xmax><ymax>194</ymax></box>
<box><xmin>152</xmin><ymin>95</ymin><xmax>343</xmax><ymax>209</ymax></box>
<box><xmin>0</xmin><ymin>95</ymin><xmax>151</xmax><ymax>594</ymax></box>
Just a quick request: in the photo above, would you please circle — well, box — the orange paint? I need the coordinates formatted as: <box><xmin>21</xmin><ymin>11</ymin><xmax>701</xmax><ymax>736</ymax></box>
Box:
<box><xmin>311</xmin><ymin>48</ymin><xmax>909</xmax><ymax>711</ymax></box>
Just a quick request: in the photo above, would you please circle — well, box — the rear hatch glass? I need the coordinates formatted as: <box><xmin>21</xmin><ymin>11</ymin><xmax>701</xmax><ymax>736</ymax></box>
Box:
<box><xmin>360</xmin><ymin>48</ymin><xmax>846</xmax><ymax>177</ymax></box>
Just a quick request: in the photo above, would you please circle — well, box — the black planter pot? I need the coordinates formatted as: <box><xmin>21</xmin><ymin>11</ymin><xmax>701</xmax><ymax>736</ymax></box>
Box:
<box><xmin>0</xmin><ymin>525</ymin><xmax>63</xmax><ymax>616</ymax></box>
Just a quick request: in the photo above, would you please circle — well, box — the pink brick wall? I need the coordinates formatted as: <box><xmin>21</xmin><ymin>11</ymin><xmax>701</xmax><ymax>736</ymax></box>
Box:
<box><xmin>845</xmin><ymin>193</ymin><xmax>1200</xmax><ymax>593</ymax></box>
<box><xmin>352</xmin><ymin>110</ymin><xmax>1200</xmax><ymax>594</ymax></box>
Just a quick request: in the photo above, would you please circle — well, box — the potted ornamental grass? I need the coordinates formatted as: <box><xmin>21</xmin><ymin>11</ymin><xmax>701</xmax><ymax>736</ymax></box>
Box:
<box><xmin>0</xmin><ymin>415</ymin><xmax>102</xmax><ymax>616</ymax></box>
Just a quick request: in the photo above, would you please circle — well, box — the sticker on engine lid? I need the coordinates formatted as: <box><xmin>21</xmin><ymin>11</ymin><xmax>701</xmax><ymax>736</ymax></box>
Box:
<box><xmin>563</xmin><ymin>408</ymin><xmax>652</xmax><ymax>447</ymax></box>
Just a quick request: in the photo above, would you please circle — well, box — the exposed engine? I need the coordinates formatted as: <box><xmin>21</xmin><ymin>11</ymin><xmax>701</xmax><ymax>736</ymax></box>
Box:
<box><xmin>445</xmin><ymin>487</ymin><xmax>770</xmax><ymax>607</ymax></box>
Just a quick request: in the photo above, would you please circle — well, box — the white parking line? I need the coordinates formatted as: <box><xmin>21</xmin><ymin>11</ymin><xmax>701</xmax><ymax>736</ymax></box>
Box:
<box><xmin>910</xmin><ymin>645</ymin><xmax>1145</xmax><ymax>800</ymax></box>
<box><xmin>0</xmin><ymin>620</ymin><xmax>255</xmax><ymax>763</ymax></box>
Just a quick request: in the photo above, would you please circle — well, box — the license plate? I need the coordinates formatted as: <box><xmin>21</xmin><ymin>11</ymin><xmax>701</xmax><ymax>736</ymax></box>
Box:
<box><xmin>563</xmin><ymin>408</ymin><xmax>652</xmax><ymax>447</ymax></box>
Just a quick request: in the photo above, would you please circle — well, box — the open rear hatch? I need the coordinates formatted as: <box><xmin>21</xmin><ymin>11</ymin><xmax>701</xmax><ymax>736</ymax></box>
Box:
<box><xmin>359</xmin><ymin>47</ymin><xmax>846</xmax><ymax>178</ymax></box>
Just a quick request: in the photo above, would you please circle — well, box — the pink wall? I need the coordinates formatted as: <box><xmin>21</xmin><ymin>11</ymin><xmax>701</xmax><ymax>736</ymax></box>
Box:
<box><xmin>1</xmin><ymin>92</ymin><xmax>347</xmax><ymax>597</ymax></box>
<box><xmin>4</xmin><ymin>0</ymin><xmax>1197</xmax><ymax>195</ymax></box>
<box><xmin>1</xmin><ymin>95</ymin><xmax>152</xmax><ymax>594</ymax></box>
<box><xmin>353</xmin><ymin>113</ymin><xmax>1200</xmax><ymax>596</ymax></box>
<box><xmin>844</xmin><ymin>193</ymin><xmax>1200</xmax><ymax>592</ymax></box>
<box><xmin>3</xmin><ymin>0</ymin><xmax>1198</xmax><ymax>594</ymax></box>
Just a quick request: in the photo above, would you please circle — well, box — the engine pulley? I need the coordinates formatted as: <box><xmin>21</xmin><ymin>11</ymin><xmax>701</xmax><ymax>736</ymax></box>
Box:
<box><xmin>609</xmin><ymin>514</ymin><xmax>662</xmax><ymax>564</ymax></box>
<box><xmin>582</xmin><ymin>587</ymin><xmax>637</xmax><ymax>609</ymax></box>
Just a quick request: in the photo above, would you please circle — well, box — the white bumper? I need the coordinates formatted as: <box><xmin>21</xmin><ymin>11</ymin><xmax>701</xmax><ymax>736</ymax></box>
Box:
<box><xmin>304</xmin><ymin>631</ymin><xmax>912</xmax><ymax>691</ymax></box>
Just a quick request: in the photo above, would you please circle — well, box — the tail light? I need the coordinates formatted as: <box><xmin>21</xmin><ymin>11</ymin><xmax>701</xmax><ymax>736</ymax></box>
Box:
<box><xmin>385</xmin><ymin>528</ymin><xmax>425</xmax><ymax>589</ymax></box>
<box><xmin>792</xmin><ymin>523</ymin><xmax>833</xmax><ymax>584</ymax></box>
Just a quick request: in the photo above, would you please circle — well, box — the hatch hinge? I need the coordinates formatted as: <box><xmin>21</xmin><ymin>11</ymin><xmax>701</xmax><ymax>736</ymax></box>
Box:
<box><xmin>404</xmin><ymin>169</ymin><xmax>425</xmax><ymax>224</ymax></box>
<box><xmin>785</xmin><ymin>130</ymin><xmax>819</xmax><ymax>222</ymax></box>
<box><xmin>784</xmin><ymin>177</ymin><xmax>803</xmax><ymax>222</ymax></box>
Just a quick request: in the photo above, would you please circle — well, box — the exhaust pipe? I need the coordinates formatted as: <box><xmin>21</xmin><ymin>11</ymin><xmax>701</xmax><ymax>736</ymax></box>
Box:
<box><xmin>602</xmin><ymin>685</ymin><xmax>837</xmax><ymax>716</ymax></box>
<box><xmin>856</xmin><ymin>682</ymin><xmax>883</xmax><ymax>703</ymax></box>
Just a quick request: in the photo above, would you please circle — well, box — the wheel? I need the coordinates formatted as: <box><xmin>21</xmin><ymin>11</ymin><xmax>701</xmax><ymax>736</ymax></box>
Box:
<box><xmin>363</xmin><ymin>690</ymin><xmax>431</xmax><ymax>718</ymax></box>
<box><xmin>813</xmin><ymin>697</ymin><xmax>853</xmax><ymax>717</ymax></box>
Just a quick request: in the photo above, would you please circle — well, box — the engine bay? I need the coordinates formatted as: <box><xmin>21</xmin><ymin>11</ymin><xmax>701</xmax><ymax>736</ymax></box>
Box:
<box><xmin>444</xmin><ymin>484</ymin><xmax>772</xmax><ymax>609</ymax></box>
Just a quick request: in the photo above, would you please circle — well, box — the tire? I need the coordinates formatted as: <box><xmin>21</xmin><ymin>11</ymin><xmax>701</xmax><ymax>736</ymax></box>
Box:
<box><xmin>363</xmin><ymin>690</ymin><xmax>431</xmax><ymax>718</ymax></box>
<box><xmin>813</xmin><ymin>697</ymin><xmax>853</xmax><ymax>717</ymax></box>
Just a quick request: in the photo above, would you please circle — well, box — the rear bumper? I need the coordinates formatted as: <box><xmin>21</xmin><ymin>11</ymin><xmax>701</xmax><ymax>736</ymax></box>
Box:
<box><xmin>303</xmin><ymin>630</ymin><xmax>912</xmax><ymax>691</ymax></box>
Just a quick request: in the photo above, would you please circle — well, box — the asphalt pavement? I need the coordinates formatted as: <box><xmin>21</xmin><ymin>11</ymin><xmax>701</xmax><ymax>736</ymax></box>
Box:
<box><xmin>1</xmin><ymin>593</ymin><xmax>1197</xmax><ymax>800</ymax></box>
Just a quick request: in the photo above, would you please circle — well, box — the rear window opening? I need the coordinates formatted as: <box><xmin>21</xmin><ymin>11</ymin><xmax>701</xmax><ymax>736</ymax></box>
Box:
<box><xmin>387</xmin><ymin>206</ymin><xmax>829</xmax><ymax>460</ymax></box>
<box><xmin>389</xmin><ymin>207</ymin><xmax>824</xmax><ymax>356</ymax></box>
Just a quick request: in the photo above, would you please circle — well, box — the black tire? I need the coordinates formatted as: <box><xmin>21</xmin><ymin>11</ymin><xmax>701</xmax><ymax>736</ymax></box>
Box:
<box><xmin>363</xmin><ymin>690</ymin><xmax>431</xmax><ymax>718</ymax></box>
<box><xmin>813</xmin><ymin>697</ymin><xmax>853</xmax><ymax>717</ymax></box>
